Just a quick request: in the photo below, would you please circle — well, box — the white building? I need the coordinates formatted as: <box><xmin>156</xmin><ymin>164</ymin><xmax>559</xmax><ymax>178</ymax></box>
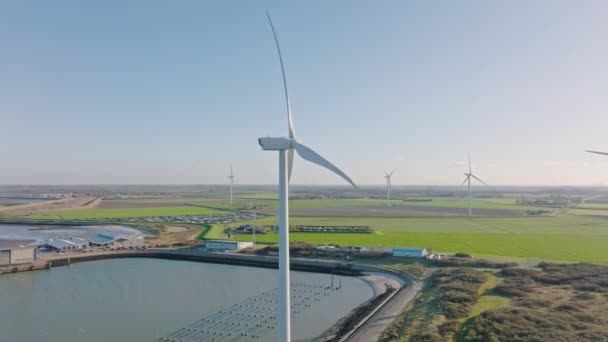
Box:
<box><xmin>393</xmin><ymin>247</ymin><xmax>428</xmax><ymax>258</ymax></box>
<box><xmin>205</xmin><ymin>240</ymin><xmax>253</xmax><ymax>251</ymax></box>
<box><xmin>10</xmin><ymin>246</ymin><xmax>37</xmax><ymax>264</ymax></box>
<box><xmin>0</xmin><ymin>247</ymin><xmax>37</xmax><ymax>266</ymax></box>
<box><xmin>44</xmin><ymin>238</ymin><xmax>89</xmax><ymax>252</ymax></box>
<box><xmin>0</xmin><ymin>250</ymin><xmax>9</xmax><ymax>266</ymax></box>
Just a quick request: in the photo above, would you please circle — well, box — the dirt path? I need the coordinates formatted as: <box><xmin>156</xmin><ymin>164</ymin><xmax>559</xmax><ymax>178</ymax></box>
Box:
<box><xmin>346</xmin><ymin>279</ymin><xmax>424</xmax><ymax>342</ymax></box>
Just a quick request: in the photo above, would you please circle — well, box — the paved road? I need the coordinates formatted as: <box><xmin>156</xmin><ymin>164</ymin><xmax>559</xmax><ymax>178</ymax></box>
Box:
<box><xmin>347</xmin><ymin>280</ymin><xmax>424</xmax><ymax>342</ymax></box>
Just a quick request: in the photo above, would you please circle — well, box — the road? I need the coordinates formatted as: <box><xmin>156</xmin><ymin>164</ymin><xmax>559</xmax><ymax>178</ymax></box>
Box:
<box><xmin>346</xmin><ymin>279</ymin><xmax>424</xmax><ymax>341</ymax></box>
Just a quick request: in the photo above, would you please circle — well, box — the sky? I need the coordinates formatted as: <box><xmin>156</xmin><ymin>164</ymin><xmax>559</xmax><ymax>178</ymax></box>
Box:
<box><xmin>1</xmin><ymin>1</ymin><xmax>608</xmax><ymax>186</ymax></box>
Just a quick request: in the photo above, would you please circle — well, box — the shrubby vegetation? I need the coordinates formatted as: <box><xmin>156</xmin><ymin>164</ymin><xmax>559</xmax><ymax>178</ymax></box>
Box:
<box><xmin>383</xmin><ymin>263</ymin><xmax>608</xmax><ymax>341</ymax></box>
<box><xmin>428</xmin><ymin>257</ymin><xmax>517</xmax><ymax>269</ymax></box>
<box><xmin>382</xmin><ymin>269</ymin><xmax>487</xmax><ymax>341</ymax></box>
<box><xmin>463</xmin><ymin>263</ymin><xmax>608</xmax><ymax>342</ymax></box>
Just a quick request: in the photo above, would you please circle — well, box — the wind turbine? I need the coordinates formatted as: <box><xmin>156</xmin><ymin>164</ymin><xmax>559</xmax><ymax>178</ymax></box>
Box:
<box><xmin>586</xmin><ymin>150</ymin><xmax>608</xmax><ymax>157</ymax></box>
<box><xmin>258</xmin><ymin>12</ymin><xmax>358</xmax><ymax>342</ymax></box>
<box><xmin>460</xmin><ymin>154</ymin><xmax>486</xmax><ymax>217</ymax></box>
<box><xmin>384</xmin><ymin>169</ymin><xmax>395</xmax><ymax>207</ymax></box>
<box><xmin>228</xmin><ymin>165</ymin><xmax>234</xmax><ymax>206</ymax></box>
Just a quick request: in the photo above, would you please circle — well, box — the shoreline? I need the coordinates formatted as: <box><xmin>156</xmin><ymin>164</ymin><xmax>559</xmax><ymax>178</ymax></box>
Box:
<box><xmin>39</xmin><ymin>249</ymin><xmax>365</xmax><ymax>276</ymax></box>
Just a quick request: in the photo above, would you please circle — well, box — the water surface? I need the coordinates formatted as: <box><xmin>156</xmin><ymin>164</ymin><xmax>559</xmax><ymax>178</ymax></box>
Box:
<box><xmin>0</xmin><ymin>258</ymin><xmax>373</xmax><ymax>341</ymax></box>
<box><xmin>0</xmin><ymin>198</ymin><xmax>44</xmax><ymax>207</ymax></box>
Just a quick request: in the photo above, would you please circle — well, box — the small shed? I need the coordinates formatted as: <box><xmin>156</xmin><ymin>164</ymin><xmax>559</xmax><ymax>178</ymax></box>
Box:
<box><xmin>0</xmin><ymin>247</ymin><xmax>37</xmax><ymax>265</ymax></box>
<box><xmin>10</xmin><ymin>246</ymin><xmax>37</xmax><ymax>264</ymax></box>
<box><xmin>205</xmin><ymin>240</ymin><xmax>253</xmax><ymax>251</ymax></box>
<box><xmin>393</xmin><ymin>247</ymin><xmax>428</xmax><ymax>258</ymax></box>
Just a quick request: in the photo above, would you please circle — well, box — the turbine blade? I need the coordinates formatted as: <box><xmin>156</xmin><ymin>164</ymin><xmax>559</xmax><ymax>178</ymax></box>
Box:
<box><xmin>295</xmin><ymin>142</ymin><xmax>357</xmax><ymax>189</ymax></box>
<box><xmin>287</xmin><ymin>149</ymin><xmax>294</xmax><ymax>182</ymax></box>
<box><xmin>585</xmin><ymin>150</ymin><xmax>608</xmax><ymax>156</ymax></box>
<box><xmin>460</xmin><ymin>176</ymin><xmax>469</xmax><ymax>187</ymax></box>
<box><xmin>470</xmin><ymin>174</ymin><xmax>487</xmax><ymax>185</ymax></box>
<box><xmin>266</xmin><ymin>11</ymin><xmax>296</xmax><ymax>139</ymax></box>
<box><xmin>389</xmin><ymin>169</ymin><xmax>396</xmax><ymax>177</ymax></box>
<box><xmin>468</xmin><ymin>153</ymin><xmax>472</xmax><ymax>174</ymax></box>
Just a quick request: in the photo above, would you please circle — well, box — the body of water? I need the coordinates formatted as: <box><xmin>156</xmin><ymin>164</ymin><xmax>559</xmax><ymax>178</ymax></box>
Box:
<box><xmin>0</xmin><ymin>198</ymin><xmax>44</xmax><ymax>207</ymax></box>
<box><xmin>0</xmin><ymin>258</ymin><xmax>373</xmax><ymax>341</ymax></box>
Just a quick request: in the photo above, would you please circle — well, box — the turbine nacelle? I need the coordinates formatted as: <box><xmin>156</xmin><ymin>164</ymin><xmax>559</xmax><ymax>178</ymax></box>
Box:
<box><xmin>258</xmin><ymin>137</ymin><xmax>295</xmax><ymax>151</ymax></box>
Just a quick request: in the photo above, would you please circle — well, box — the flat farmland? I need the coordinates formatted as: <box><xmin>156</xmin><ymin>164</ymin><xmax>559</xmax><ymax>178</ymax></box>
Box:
<box><xmin>290</xmin><ymin>204</ymin><xmax>533</xmax><ymax>218</ymax></box>
<box><xmin>29</xmin><ymin>206</ymin><xmax>225</xmax><ymax>220</ymax></box>
<box><xmin>569</xmin><ymin>208</ymin><xmax>608</xmax><ymax>217</ymax></box>
<box><xmin>226</xmin><ymin>215</ymin><xmax>608</xmax><ymax>263</ymax></box>
<box><xmin>400</xmin><ymin>198</ymin><xmax>549</xmax><ymax>211</ymax></box>
<box><xmin>99</xmin><ymin>200</ymin><xmax>210</xmax><ymax>209</ymax></box>
<box><xmin>576</xmin><ymin>203</ymin><xmax>608</xmax><ymax>209</ymax></box>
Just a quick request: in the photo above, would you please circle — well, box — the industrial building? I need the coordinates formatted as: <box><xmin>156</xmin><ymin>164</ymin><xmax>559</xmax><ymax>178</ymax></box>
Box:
<box><xmin>392</xmin><ymin>247</ymin><xmax>428</xmax><ymax>258</ymax></box>
<box><xmin>0</xmin><ymin>247</ymin><xmax>37</xmax><ymax>266</ymax></box>
<box><xmin>205</xmin><ymin>240</ymin><xmax>253</xmax><ymax>251</ymax></box>
<box><xmin>44</xmin><ymin>238</ymin><xmax>89</xmax><ymax>252</ymax></box>
<box><xmin>89</xmin><ymin>231</ymin><xmax>145</xmax><ymax>248</ymax></box>
<box><xmin>40</xmin><ymin>231</ymin><xmax>145</xmax><ymax>251</ymax></box>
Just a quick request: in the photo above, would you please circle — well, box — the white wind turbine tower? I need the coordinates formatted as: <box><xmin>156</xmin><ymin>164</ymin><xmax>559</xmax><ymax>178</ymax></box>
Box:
<box><xmin>460</xmin><ymin>154</ymin><xmax>486</xmax><ymax>217</ymax></box>
<box><xmin>228</xmin><ymin>165</ymin><xmax>234</xmax><ymax>206</ymax></box>
<box><xmin>258</xmin><ymin>12</ymin><xmax>358</xmax><ymax>342</ymax></box>
<box><xmin>384</xmin><ymin>169</ymin><xmax>395</xmax><ymax>207</ymax></box>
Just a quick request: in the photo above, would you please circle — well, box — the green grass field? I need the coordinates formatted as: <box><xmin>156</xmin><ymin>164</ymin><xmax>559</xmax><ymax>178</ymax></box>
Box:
<box><xmin>400</xmin><ymin>198</ymin><xmax>549</xmax><ymax>211</ymax></box>
<box><xmin>226</xmin><ymin>215</ymin><xmax>608</xmax><ymax>263</ymax></box>
<box><xmin>196</xmin><ymin>224</ymin><xmax>226</xmax><ymax>240</ymax></box>
<box><xmin>467</xmin><ymin>273</ymin><xmax>510</xmax><ymax>319</ymax></box>
<box><xmin>30</xmin><ymin>206</ymin><xmax>225</xmax><ymax>220</ymax></box>
<box><xmin>251</xmin><ymin>197</ymin><xmax>550</xmax><ymax>211</ymax></box>
<box><xmin>19</xmin><ymin>194</ymin><xmax>608</xmax><ymax>263</ymax></box>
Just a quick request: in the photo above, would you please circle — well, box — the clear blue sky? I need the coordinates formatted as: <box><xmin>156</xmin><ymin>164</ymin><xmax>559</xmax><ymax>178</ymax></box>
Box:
<box><xmin>1</xmin><ymin>1</ymin><xmax>607</xmax><ymax>186</ymax></box>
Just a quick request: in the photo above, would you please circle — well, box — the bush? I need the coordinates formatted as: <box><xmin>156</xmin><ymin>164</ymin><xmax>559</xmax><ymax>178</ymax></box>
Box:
<box><xmin>454</xmin><ymin>252</ymin><xmax>472</xmax><ymax>258</ymax></box>
<box><xmin>464</xmin><ymin>309</ymin><xmax>573</xmax><ymax>342</ymax></box>
<box><xmin>430</xmin><ymin>257</ymin><xmax>517</xmax><ymax>268</ymax></box>
<box><xmin>437</xmin><ymin>320</ymin><xmax>460</xmax><ymax>337</ymax></box>
<box><xmin>442</xmin><ymin>291</ymin><xmax>477</xmax><ymax>303</ymax></box>
<box><xmin>442</xmin><ymin>302</ymin><xmax>471</xmax><ymax>319</ymax></box>
<box><xmin>556</xmin><ymin>303</ymin><xmax>581</xmax><ymax>312</ymax></box>
<box><xmin>494</xmin><ymin>277</ymin><xmax>535</xmax><ymax>297</ymax></box>
<box><xmin>573</xmin><ymin>292</ymin><xmax>596</xmax><ymax>301</ymax></box>
<box><xmin>411</xmin><ymin>331</ymin><xmax>442</xmax><ymax>342</ymax></box>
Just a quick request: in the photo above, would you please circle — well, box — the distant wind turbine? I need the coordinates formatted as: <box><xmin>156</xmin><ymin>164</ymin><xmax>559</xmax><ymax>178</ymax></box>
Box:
<box><xmin>228</xmin><ymin>165</ymin><xmax>234</xmax><ymax>206</ymax></box>
<box><xmin>460</xmin><ymin>154</ymin><xmax>486</xmax><ymax>217</ymax></box>
<box><xmin>586</xmin><ymin>150</ymin><xmax>608</xmax><ymax>157</ymax></box>
<box><xmin>258</xmin><ymin>11</ymin><xmax>358</xmax><ymax>342</ymax></box>
<box><xmin>384</xmin><ymin>169</ymin><xmax>395</xmax><ymax>207</ymax></box>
